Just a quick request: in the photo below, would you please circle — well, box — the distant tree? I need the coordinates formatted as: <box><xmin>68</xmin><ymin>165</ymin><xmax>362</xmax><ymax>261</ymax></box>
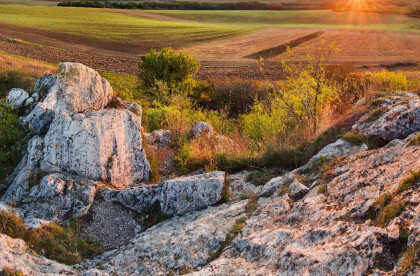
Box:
<box><xmin>138</xmin><ymin>48</ymin><xmax>200</xmax><ymax>98</ymax></box>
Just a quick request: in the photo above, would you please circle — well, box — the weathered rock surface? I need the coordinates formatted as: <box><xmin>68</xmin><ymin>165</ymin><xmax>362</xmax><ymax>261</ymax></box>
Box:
<box><xmin>82</xmin><ymin>201</ymin><xmax>247</xmax><ymax>275</ymax></box>
<box><xmin>228</xmin><ymin>171</ymin><xmax>262</xmax><ymax>200</ymax></box>
<box><xmin>353</xmin><ymin>93</ymin><xmax>420</xmax><ymax>141</ymax></box>
<box><xmin>5</xmin><ymin>88</ymin><xmax>29</xmax><ymax>109</ymax></box>
<box><xmin>298</xmin><ymin>138</ymin><xmax>368</xmax><ymax>173</ymax></box>
<box><xmin>2</xmin><ymin>62</ymin><xmax>150</xmax><ymax>223</ymax></box>
<box><xmin>0</xmin><ymin>234</ymin><xmax>75</xmax><ymax>275</ymax></box>
<box><xmin>160</xmin><ymin>171</ymin><xmax>224</xmax><ymax>216</ymax></box>
<box><xmin>41</xmin><ymin>110</ymin><xmax>150</xmax><ymax>188</ymax></box>
<box><xmin>194</xmin><ymin>133</ymin><xmax>420</xmax><ymax>276</ymax></box>
<box><xmin>21</xmin><ymin>173</ymin><xmax>99</xmax><ymax>224</ymax></box>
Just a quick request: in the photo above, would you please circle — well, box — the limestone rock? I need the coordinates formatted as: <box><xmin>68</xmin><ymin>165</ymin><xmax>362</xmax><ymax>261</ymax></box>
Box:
<box><xmin>41</xmin><ymin>109</ymin><xmax>150</xmax><ymax>188</ymax></box>
<box><xmin>52</xmin><ymin>62</ymin><xmax>113</xmax><ymax>114</ymax></box>
<box><xmin>21</xmin><ymin>173</ymin><xmax>99</xmax><ymax>224</ymax></box>
<box><xmin>191</xmin><ymin>121</ymin><xmax>214</xmax><ymax>138</ymax></box>
<box><xmin>5</xmin><ymin>88</ymin><xmax>29</xmax><ymax>110</ymax></box>
<box><xmin>33</xmin><ymin>74</ymin><xmax>57</xmax><ymax>97</ymax></box>
<box><xmin>0</xmin><ymin>234</ymin><xmax>75</xmax><ymax>275</ymax></box>
<box><xmin>160</xmin><ymin>171</ymin><xmax>225</xmax><ymax>216</ymax></box>
<box><xmin>145</xmin><ymin>129</ymin><xmax>172</xmax><ymax>148</ymax></box>
<box><xmin>82</xmin><ymin>201</ymin><xmax>247</xmax><ymax>275</ymax></box>
<box><xmin>195</xmin><ymin>133</ymin><xmax>420</xmax><ymax>276</ymax></box>
<box><xmin>299</xmin><ymin>138</ymin><xmax>368</xmax><ymax>173</ymax></box>
<box><xmin>228</xmin><ymin>171</ymin><xmax>262</xmax><ymax>200</ymax></box>
<box><xmin>288</xmin><ymin>178</ymin><xmax>309</xmax><ymax>200</ymax></box>
<box><xmin>353</xmin><ymin>93</ymin><xmax>420</xmax><ymax>141</ymax></box>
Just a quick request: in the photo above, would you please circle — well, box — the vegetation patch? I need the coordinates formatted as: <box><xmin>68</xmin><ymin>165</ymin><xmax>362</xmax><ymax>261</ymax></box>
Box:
<box><xmin>396</xmin><ymin>171</ymin><xmax>420</xmax><ymax>195</ymax></box>
<box><xmin>0</xmin><ymin>104</ymin><xmax>30</xmax><ymax>188</ymax></box>
<box><xmin>1</xmin><ymin>267</ymin><xmax>24</xmax><ymax>276</ymax></box>
<box><xmin>141</xmin><ymin>201</ymin><xmax>169</xmax><ymax>229</ymax></box>
<box><xmin>220</xmin><ymin>177</ymin><xmax>230</xmax><ymax>203</ymax></box>
<box><xmin>407</xmin><ymin>133</ymin><xmax>420</xmax><ymax>146</ymax></box>
<box><xmin>400</xmin><ymin>242</ymin><xmax>420</xmax><ymax>274</ymax></box>
<box><xmin>246</xmin><ymin>169</ymin><xmax>281</xmax><ymax>186</ymax></box>
<box><xmin>363</xmin><ymin>107</ymin><xmax>386</xmax><ymax>123</ymax></box>
<box><xmin>0</xmin><ymin>210</ymin><xmax>103</xmax><ymax>265</ymax></box>
<box><xmin>376</xmin><ymin>201</ymin><xmax>404</xmax><ymax>227</ymax></box>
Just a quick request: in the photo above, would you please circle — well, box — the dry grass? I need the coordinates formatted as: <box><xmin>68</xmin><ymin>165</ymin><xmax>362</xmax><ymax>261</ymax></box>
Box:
<box><xmin>0</xmin><ymin>50</ymin><xmax>55</xmax><ymax>76</ymax></box>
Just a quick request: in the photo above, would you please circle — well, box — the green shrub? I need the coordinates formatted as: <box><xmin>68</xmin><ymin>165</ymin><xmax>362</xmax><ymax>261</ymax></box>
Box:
<box><xmin>0</xmin><ymin>70</ymin><xmax>36</xmax><ymax>99</ymax></box>
<box><xmin>139</xmin><ymin>47</ymin><xmax>200</xmax><ymax>94</ymax></box>
<box><xmin>396</xmin><ymin>171</ymin><xmax>420</xmax><ymax>194</ymax></box>
<box><xmin>340</xmin><ymin>131</ymin><xmax>366</xmax><ymax>146</ymax></box>
<box><xmin>0</xmin><ymin>104</ymin><xmax>30</xmax><ymax>187</ymax></box>
<box><xmin>366</xmin><ymin>70</ymin><xmax>408</xmax><ymax>92</ymax></box>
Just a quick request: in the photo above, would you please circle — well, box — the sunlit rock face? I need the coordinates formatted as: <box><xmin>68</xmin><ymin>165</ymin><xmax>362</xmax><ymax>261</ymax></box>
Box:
<box><xmin>2</xmin><ymin>63</ymin><xmax>150</xmax><ymax>223</ymax></box>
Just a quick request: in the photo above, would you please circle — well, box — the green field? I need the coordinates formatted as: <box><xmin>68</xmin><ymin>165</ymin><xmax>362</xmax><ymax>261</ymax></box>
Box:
<box><xmin>0</xmin><ymin>6</ymin><xmax>260</xmax><ymax>46</ymax></box>
<box><xmin>147</xmin><ymin>10</ymin><xmax>420</xmax><ymax>32</ymax></box>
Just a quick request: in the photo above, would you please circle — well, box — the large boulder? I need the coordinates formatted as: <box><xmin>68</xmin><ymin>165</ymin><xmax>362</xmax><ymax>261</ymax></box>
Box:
<box><xmin>44</xmin><ymin>62</ymin><xmax>113</xmax><ymax>114</ymax></box>
<box><xmin>22</xmin><ymin>62</ymin><xmax>114</xmax><ymax>134</ymax></box>
<box><xmin>3</xmin><ymin>63</ymin><xmax>150</xmax><ymax>224</ymax></box>
<box><xmin>41</xmin><ymin>110</ymin><xmax>150</xmax><ymax>188</ymax></box>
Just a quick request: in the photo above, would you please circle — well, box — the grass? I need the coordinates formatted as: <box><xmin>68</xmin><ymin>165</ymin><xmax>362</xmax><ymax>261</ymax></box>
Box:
<box><xmin>396</xmin><ymin>171</ymin><xmax>420</xmax><ymax>194</ymax></box>
<box><xmin>147</xmin><ymin>10</ymin><xmax>420</xmax><ymax>32</ymax></box>
<box><xmin>376</xmin><ymin>200</ymin><xmax>404</xmax><ymax>227</ymax></box>
<box><xmin>0</xmin><ymin>6</ymin><xmax>260</xmax><ymax>48</ymax></box>
<box><xmin>400</xmin><ymin>243</ymin><xmax>420</xmax><ymax>274</ymax></box>
<box><xmin>246</xmin><ymin>169</ymin><xmax>281</xmax><ymax>186</ymax></box>
<box><xmin>0</xmin><ymin>210</ymin><xmax>103</xmax><ymax>265</ymax></box>
<box><xmin>1</xmin><ymin>267</ymin><xmax>24</xmax><ymax>276</ymax></box>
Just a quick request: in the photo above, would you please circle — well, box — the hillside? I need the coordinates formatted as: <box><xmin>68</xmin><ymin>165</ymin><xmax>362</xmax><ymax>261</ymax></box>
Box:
<box><xmin>0</xmin><ymin>62</ymin><xmax>419</xmax><ymax>275</ymax></box>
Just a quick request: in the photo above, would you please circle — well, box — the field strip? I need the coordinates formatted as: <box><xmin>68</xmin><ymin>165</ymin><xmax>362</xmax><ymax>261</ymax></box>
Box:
<box><xmin>245</xmin><ymin>31</ymin><xmax>325</xmax><ymax>59</ymax></box>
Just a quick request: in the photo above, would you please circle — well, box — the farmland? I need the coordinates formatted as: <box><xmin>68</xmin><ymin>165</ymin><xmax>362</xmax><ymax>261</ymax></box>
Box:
<box><xmin>0</xmin><ymin>5</ymin><xmax>419</xmax><ymax>78</ymax></box>
<box><xmin>146</xmin><ymin>10</ymin><xmax>420</xmax><ymax>32</ymax></box>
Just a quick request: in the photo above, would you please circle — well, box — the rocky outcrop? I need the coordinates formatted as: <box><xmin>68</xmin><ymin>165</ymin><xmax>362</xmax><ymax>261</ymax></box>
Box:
<box><xmin>353</xmin><ymin>93</ymin><xmax>420</xmax><ymax>141</ymax></box>
<box><xmin>21</xmin><ymin>173</ymin><xmax>99</xmax><ymax>224</ymax></box>
<box><xmin>82</xmin><ymin>201</ymin><xmax>247</xmax><ymax>275</ymax></box>
<box><xmin>194</xmin><ymin>132</ymin><xmax>420</xmax><ymax>276</ymax></box>
<box><xmin>2</xmin><ymin>62</ymin><xmax>150</xmax><ymax>224</ymax></box>
<box><xmin>2</xmin><ymin>65</ymin><xmax>420</xmax><ymax>276</ymax></box>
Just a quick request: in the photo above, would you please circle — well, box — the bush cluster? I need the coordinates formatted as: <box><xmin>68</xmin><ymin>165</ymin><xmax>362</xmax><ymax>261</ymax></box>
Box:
<box><xmin>58</xmin><ymin>1</ymin><xmax>324</xmax><ymax>11</ymax></box>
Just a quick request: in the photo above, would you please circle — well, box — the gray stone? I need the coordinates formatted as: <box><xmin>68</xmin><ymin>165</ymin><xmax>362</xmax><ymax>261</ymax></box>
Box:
<box><xmin>5</xmin><ymin>88</ymin><xmax>29</xmax><ymax>110</ymax></box>
<box><xmin>353</xmin><ymin>94</ymin><xmax>420</xmax><ymax>141</ymax></box>
<box><xmin>160</xmin><ymin>171</ymin><xmax>225</xmax><ymax>216</ymax></box>
<box><xmin>191</xmin><ymin>122</ymin><xmax>214</xmax><ymax>138</ymax></box>
<box><xmin>40</xmin><ymin>110</ymin><xmax>150</xmax><ymax>188</ymax></box>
